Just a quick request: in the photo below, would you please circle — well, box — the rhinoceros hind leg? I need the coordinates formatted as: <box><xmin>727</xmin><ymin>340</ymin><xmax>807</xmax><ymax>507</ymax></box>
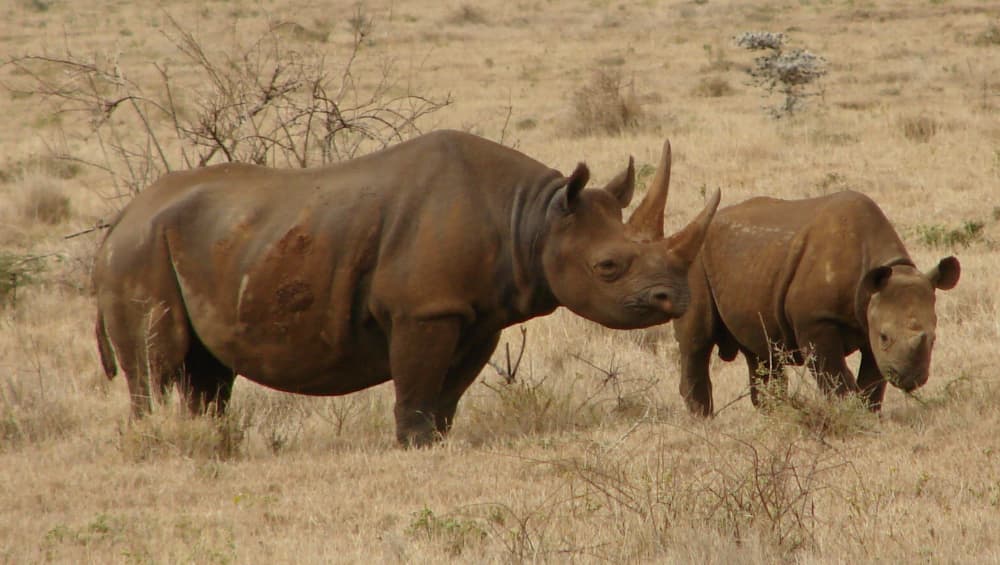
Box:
<box><xmin>104</xmin><ymin>299</ymin><xmax>190</xmax><ymax>418</ymax></box>
<box><xmin>856</xmin><ymin>349</ymin><xmax>886</xmax><ymax>412</ymax></box>
<box><xmin>180</xmin><ymin>333</ymin><xmax>237</xmax><ymax>416</ymax></box>
<box><xmin>434</xmin><ymin>332</ymin><xmax>501</xmax><ymax>435</ymax></box>
<box><xmin>389</xmin><ymin>316</ymin><xmax>463</xmax><ymax>447</ymax></box>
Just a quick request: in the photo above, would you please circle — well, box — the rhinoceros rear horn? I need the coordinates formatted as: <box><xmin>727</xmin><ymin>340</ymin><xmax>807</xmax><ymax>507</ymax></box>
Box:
<box><xmin>664</xmin><ymin>188</ymin><xmax>722</xmax><ymax>267</ymax></box>
<box><xmin>625</xmin><ymin>139</ymin><xmax>672</xmax><ymax>242</ymax></box>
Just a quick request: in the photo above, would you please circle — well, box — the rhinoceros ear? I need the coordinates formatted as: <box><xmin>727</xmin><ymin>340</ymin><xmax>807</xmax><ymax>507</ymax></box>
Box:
<box><xmin>927</xmin><ymin>256</ymin><xmax>960</xmax><ymax>290</ymax></box>
<box><xmin>560</xmin><ymin>162</ymin><xmax>590</xmax><ymax>212</ymax></box>
<box><xmin>861</xmin><ymin>266</ymin><xmax>893</xmax><ymax>294</ymax></box>
<box><xmin>603</xmin><ymin>156</ymin><xmax>635</xmax><ymax>208</ymax></box>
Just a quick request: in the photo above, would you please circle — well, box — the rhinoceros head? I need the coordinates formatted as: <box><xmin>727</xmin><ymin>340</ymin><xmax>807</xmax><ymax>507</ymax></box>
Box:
<box><xmin>862</xmin><ymin>257</ymin><xmax>960</xmax><ymax>391</ymax></box>
<box><xmin>541</xmin><ymin>140</ymin><xmax>721</xmax><ymax>330</ymax></box>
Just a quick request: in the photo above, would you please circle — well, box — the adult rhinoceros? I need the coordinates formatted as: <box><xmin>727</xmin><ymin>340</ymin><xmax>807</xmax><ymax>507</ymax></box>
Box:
<box><xmin>672</xmin><ymin>190</ymin><xmax>960</xmax><ymax>416</ymax></box>
<box><xmin>94</xmin><ymin>130</ymin><xmax>720</xmax><ymax>445</ymax></box>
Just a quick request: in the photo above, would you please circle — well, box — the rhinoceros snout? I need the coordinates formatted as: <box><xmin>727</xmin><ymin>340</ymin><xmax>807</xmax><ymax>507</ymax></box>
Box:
<box><xmin>900</xmin><ymin>374</ymin><xmax>928</xmax><ymax>392</ymax></box>
<box><xmin>641</xmin><ymin>285</ymin><xmax>687</xmax><ymax>318</ymax></box>
<box><xmin>888</xmin><ymin>365</ymin><xmax>929</xmax><ymax>392</ymax></box>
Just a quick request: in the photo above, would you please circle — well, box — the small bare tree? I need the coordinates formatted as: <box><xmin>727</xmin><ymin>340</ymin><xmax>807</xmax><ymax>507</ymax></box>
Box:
<box><xmin>2</xmin><ymin>13</ymin><xmax>451</xmax><ymax>200</ymax></box>
<box><xmin>735</xmin><ymin>32</ymin><xmax>827</xmax><ymax>118</ymax></box>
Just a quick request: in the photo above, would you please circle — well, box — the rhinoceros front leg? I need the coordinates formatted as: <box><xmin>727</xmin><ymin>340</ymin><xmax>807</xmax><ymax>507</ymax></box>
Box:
<box><xmin>435</xmin><ymin>333</ymin><xmax>501</xmax><ymax>435</ymax></box>
<box><xmin>678</xmin><ymin>344</ymin><xmax>714</xmax><ymax>417</ymax></box>
<box><xmin>856</xmin><ymin>348</ymin><xmax>886</xmax><ymax>412</ymax></box>
<box><xmin>798</xmin><ymin>323</ymin><xmax>860</xmax><ymax>396</ymax></box>
<box><xmin>389</xmin><ymin>316</ymin><xmax>463</xmax><ymax>447</ymax></box>
<box><xmin>179</xmin><ymin>336</ymin><xmax>237</xmax><ymax>416</ymax></box>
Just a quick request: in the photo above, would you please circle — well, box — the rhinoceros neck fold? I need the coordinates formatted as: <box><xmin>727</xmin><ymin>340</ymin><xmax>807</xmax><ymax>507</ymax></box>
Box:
<box><xmin>506</xmin><ymin>174</ymin><xmax>564</xmax><ymax>323</ymax></box>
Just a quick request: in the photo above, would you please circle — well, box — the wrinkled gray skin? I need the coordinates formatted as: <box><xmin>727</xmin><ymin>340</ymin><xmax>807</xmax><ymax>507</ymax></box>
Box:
<box><xmin>673</xmin><ymin>190</ymin><xmax>960</xmax><ymax>416</ymax></box>
<box><xmin>94</xmin><ymin>130</ymin><xmax>721</xmax><ymax>446</ymax></box>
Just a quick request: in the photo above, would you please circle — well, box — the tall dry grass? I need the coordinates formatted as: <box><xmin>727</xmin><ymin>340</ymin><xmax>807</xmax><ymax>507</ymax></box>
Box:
<box><xmin>2</xmin><ymin>0</ymin><xmax>999</xmax><ymax>563</ymax></box>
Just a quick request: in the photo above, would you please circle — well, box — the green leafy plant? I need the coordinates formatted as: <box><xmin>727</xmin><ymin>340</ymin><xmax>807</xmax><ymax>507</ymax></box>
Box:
<box><xmin>916</xmin><ymin>220</ymin><xmax>985</xmax><ymax>249</ymax></box>
<box><xmin>0</xmin><ymin>253</ymin><xmax>48</xmax><ymax>307</ymax></box>
<box><xmin>406</xmin><ymin>507</ymin><xmax>487</xmax><ymax>556</ymax></box>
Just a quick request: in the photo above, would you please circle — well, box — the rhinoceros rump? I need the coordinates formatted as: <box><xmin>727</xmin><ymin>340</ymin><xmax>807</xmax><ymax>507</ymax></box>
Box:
<box><xmin>673</xmin><ymin>190</ymin><xmax>960</xmax><ymax>416</ymax></box>
<box><xmin>94</xmin><ymin>130</ymin><xmax>720</xmax><ymax>446</ymax></box>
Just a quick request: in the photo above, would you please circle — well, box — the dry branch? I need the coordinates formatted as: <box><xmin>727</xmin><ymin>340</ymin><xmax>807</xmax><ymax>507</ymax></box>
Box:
<box><xmin>1</xmin><ymin>15</ymin><xmax>451</xmax><ymax>203</ymax></box>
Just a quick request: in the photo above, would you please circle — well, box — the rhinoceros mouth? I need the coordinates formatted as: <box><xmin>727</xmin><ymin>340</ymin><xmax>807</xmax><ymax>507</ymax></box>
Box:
<box><xmin>622</xmin><ymin>294</ymin><xmax>653</xmax><ymax>311</ymax></box>
<box><xmin>885</xmin><ymin>367</ymin><xmax>927</xmax><ymax>392</ymax></box>
<box><xmin>623</xmin><ymin>299</ymin><xmax>656</xmax><ymax>312</ymax></box>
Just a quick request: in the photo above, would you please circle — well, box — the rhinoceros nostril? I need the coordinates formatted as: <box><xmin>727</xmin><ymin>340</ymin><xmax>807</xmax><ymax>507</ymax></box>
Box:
<box><xmin>652</xmin><ymin>291</ymin><xmax>671</xmax><ymax>303</ymax></box>
<box><xmin>647</xmin><ymin>289</ymin><xmax>675</xmax><ymax>313</ymax></box>
<box><xmin>910</xmin><ymin>331</ymin><xmax>929</xmax><ymax>350</ymax></box>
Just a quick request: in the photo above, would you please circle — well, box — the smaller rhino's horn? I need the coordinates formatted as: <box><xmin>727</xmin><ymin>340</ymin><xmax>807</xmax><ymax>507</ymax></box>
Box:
<box><xmin>664</xmin><ymin>188</ymin><xmax>722</xmax><ymax>267</ymax></box>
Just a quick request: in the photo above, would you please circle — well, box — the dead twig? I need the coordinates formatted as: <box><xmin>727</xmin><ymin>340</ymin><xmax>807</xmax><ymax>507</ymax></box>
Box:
<box><xmin>63</xmin><ymin>222</ymin><xmax>112</xmax><ymax>240</ymax></box>
<box><xmin>488</xmin><ymin>326</ymin><xmax>527</xmax><ymax>384</ymax></box>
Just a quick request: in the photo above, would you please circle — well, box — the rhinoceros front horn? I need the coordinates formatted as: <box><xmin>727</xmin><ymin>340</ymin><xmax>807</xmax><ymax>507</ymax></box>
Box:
<box><xmin>625</xmin><ymin>139</ymin><xmax>721</xmax><ymax>265</ymax></box>
<box><xmin>625</xmin><ymin>139</ymin><xmax>673</xmax><ymax>243</ymax></box>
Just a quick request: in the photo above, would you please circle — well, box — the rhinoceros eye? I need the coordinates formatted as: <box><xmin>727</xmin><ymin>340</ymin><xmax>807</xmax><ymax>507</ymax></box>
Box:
<box><xmin>594</xmin><ymin>259</ymin><xmax>624</xmax><ymax>281</ymax></box>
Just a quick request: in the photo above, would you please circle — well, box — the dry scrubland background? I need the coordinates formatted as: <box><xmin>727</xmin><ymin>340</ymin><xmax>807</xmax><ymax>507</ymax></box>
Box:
<box><xmin>2</xmin><ymin>0</ymin><xmax>999</xmax><ymax>562</ymax></box>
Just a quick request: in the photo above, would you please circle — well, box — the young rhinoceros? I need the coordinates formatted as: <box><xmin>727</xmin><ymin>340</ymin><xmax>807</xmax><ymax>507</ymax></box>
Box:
<box><xmin>672</xmin><ymin>190</ymin><xmax>960</xmax><ymax>416</ymax></box>
<box><xmin>94</xmin><ymin>130</ymin><xmax>721</xmax><ymax>446</ymax></box>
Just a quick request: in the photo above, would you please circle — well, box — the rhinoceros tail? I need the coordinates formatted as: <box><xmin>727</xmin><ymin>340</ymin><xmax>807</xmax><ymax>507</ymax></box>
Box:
<box><xmin>95</xmin><ymin>310</ymin><xmax>118</xmax><ymax>379</ymax></box>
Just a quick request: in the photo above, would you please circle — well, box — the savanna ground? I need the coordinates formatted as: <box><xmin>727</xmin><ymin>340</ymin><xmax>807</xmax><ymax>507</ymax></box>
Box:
<box><xmin>2</xmin><ymin>0</ymin><xmax>999</xmax><ymax>562</ymax></box>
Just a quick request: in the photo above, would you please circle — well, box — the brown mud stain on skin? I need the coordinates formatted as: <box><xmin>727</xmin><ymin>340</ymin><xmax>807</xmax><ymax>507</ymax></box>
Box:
<box><xmin>275</xmin><ymin>279</ymin><xmax>314</xmax><ymax>312</ymax></box>
<box><xmin>277</xmin><ymin>228</ymin><xmax>313</xmax><ymax>255</ymax></box>
<box><xmin>213</xmin><ymin>237</ymin><xmax>234</xmax><ymax>265</ymax></box>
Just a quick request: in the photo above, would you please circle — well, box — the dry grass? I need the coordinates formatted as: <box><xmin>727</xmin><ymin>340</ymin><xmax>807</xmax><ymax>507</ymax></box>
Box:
<box><xmin>2</xmin><ymin>0</ymin><xmax>1000</xmax><ymax>563</ymax></box>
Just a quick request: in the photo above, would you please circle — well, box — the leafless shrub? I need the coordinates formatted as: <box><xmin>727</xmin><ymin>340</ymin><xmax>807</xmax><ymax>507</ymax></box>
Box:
<box><xmin>693</xmin><ymin>76</ymin><xmax>735</xmax><ymax>98</ymax></box>
<box><xmin>311</xmin><ymin>393</ymin><xmax>393</xmax><ymax>442</ymax></box>
<box><xmin>541</xmin><ymin>430</ymin><xmax>848</xmax><ymax>559</ymax></box>
<box><xmin>571</xmin><ymin>69</ymin><xmax>643</xmax><ymax>136</ymax></box>
<box><xmin>447</xmin><ymin>5</ymin><xmax>488</xmax><ymax>25</ymax></box>
<box><xmin>7</xmin><ymin>154</ymin><xmax>82</xmax><ymax>180</ymax></box>
<box><xmin>487</xmin><ymin>326</ymin><xmax>527</xmax><ymax>384</ymax></box>
<box><xmin>735</xmin><ymin>31</ymin><xmax>827</xmax><ymax>118</ymax></box>
<box><xmin>901</xmin><ymin>114</ymin><xmax>939</xmax><ymax>142</ymax></box>
<box><xmin>243</xmin><ymin>394</ymin><xmax>307</xmax><ymax>454</ymax></box>
<box><xmin>22</xmin><ymin>179</ymin><xmax>71</xmax><ymax>225</ymax></box>
<box><xmin>2</xmin><ymin>14</ymin><xmax>451</xmax><ymax>200</ymax></box>
<box><xmin>570</xmin><ymin>351</ymin><xmax>660</xmax><ymax>418</ymax></box>
<box><xmin>480</xmin><ymin>492</ymin><xmax>579</xmax><ymax>561</ymax></box>
<box><xmin>476</xmin><ymin>370</ymin><xmax>599</xmax><ymax>439</ymax></box>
